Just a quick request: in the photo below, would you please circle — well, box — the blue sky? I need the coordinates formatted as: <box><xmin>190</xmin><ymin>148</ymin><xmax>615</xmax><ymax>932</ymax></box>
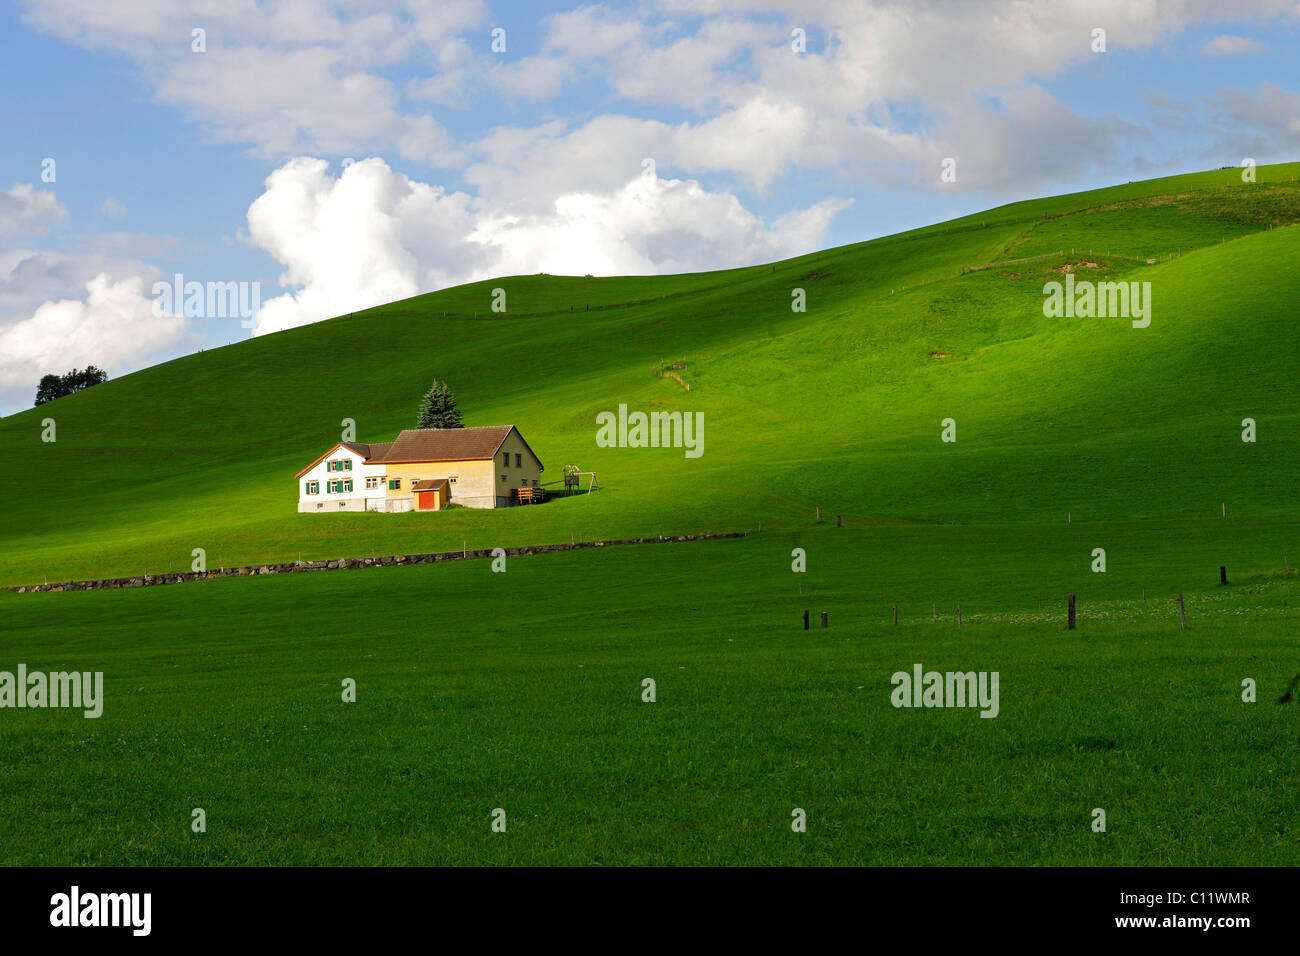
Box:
<box><xmin>1</xmin><ymin>0</ymin><xmax>1297</xmax><ymax>414</ymax></box>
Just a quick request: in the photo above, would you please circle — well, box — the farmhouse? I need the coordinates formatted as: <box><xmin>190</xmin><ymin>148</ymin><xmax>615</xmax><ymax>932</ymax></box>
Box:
<box><xmin>294</xmin><ymin>425</ymin><xmax>543</xmax><ymax>513</ymax></box>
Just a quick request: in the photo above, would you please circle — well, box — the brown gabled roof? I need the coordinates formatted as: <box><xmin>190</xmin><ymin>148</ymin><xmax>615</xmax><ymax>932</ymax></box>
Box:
<box><xmin>294</xmin><ymin>440</ymin><xmax>394</xmax><ymax>478</ymax></box>
<box><xmin>378</xmin><ymin>426</ymin><xmax>542</xmax><ymax>468</ymax></box>
<box><xmin>411</xmin><ymin>478</ymin><xmax>450</xmax><ymax>493</ymax></box>
<box><xmin>296</xmin><ymin>427</ymin><xmax>543</xmax><ymax>478</ymax></box>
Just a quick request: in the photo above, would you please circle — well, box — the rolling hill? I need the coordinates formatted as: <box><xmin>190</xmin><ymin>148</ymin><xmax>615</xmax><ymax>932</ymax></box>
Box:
<box><xmin>4</xmin><ymin>162</ymin><xmax>1300</xmax><ymax>588</ymax></box>
<box><xmin>3</xmin><ymin>164</ymin><xmax>1299</xmax><ymax>866</ymax></box>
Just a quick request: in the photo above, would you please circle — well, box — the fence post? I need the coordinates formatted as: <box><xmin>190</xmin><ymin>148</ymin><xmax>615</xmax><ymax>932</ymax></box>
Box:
<box><xmin>1068</xmin><ymin>593</ymin><xmax>1076</xmax><ymax>630</ymax></box>
<box><xmin>1178</xmin><ymin>593</ymin><xmax>1187</xmax><ymax>630</ymax></box>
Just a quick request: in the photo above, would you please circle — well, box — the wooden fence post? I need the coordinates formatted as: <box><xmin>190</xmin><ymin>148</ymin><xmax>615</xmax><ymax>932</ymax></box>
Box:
<box><xmin>803</xmin><ymin>610</ymin><xmax>809</xmax><ymax>631</ymax></box>
<box><xmin>1068</xmin><ymin>593</ymin><xmax>1076</xmax><ymax>630</ymax></box>
<box><xmin>893</xmin><ymin>604</ymin><xmax>898</xmax><ymax>625</ymax></box>
<box><xmin>1220</xmin><ymin>565</ymin><xmax>1227</xmax><ymax>586</ymax></box>
<box><xmin>1178</xmin><ymin>593</ymin><xmax>1187</xmax><ymax>630</ymax></box>
<box><xmin>957</xmin><ymin>604</ymin><xmax>962</xmax><ymax>628</ymax></box>
<box><xmin>821</xmin><ymin>611</ymin><xmax>828</xmax><ymax>629</ymax></box>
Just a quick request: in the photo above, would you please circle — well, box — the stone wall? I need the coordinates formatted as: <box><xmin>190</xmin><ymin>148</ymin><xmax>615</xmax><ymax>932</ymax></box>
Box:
<box><xmin>9</xmin><ymin>532</ymin><xmax>750</xmax><ymax>593</ymax></box>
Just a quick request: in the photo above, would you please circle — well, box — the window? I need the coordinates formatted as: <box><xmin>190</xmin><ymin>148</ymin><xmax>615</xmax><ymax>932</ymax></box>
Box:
<box><xmin>316</xmin><ymin>503</ymin><xmax>323</xmax><ymax>511</ymax></box>
<box><xmin>344</xmin><ymin>459</ymin><xmax>352</xmax><ymax>471</ymax></box>
<box><xmin>502</xmin><ymin>452</ymin><xmax>509</xmax><ymax>466</ymax></box>
<box><xmin>366</xmin><ymin>477</ymin><xmax>379</xmax><ymax>490</ymax></box>
<box><xmin>389</xmin><ymin>478</ymin><xmax>401</xmax><ymax>490</ymax></box>
<box><xmin>344</xmin><ymin>479</ymin><xmax>353</xmax><ymax>492</ymax></box>
<box><xmin>515</xmin><ymin>453</ymin><xmax>522</xmax><ymax>467</ymax></box>
<box><xmin>532</xmin><ymin>479</ymin><xmax>538</xmax><ymax>488</ymax></box>
<box><xmin>449</xmin><ymin>475</ymin><xmax>458</xmax><ymax>483</ymax></box>
<box><xmin>305</xmin><ymin>481</ymin><xmax>319</xmax><ymax>495</ymax></box>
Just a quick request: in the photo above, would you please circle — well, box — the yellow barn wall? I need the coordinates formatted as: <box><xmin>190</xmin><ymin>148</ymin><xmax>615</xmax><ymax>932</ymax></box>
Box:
<box><xmin>491</xmin><ymin>429</ymin><xmax>544</xmax><ymax>502</ymax></box>
<box><xmin>383</xmin><ymin>458</ymin><xmax>497</xmax><ymax>508</ymax></box>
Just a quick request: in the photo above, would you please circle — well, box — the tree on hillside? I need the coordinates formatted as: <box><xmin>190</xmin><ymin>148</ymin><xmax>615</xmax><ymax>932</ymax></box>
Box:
<box><xmin>34</xmin><ymin>366</ymin><xmax>108</xmax><ymax>406</ymax></box>
<box><xmin>416</xmin><ymin>380</ymin><xmax>464</xmax><ymax>429</ymax></box>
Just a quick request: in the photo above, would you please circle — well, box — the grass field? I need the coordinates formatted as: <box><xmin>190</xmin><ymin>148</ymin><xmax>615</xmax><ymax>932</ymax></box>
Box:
<box><xmin>2</xmin><ymin>163</ymin><xmax>1299</xmax><ymax>865</ymax></box>
<box><xmin>2</xmin><ymin>532</ymin><xmax>1297</xmax><ymax>865</ymax></box>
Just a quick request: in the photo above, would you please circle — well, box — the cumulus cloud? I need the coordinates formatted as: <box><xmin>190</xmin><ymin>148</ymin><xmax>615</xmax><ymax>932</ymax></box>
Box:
<box><xmin>473</xmin><ymin>171</ymin><xmax>850</xmax><ymax>276</ymax></box>
<box><xmin>244</xmin><ymin>156</ymin><xmax>849</xmax><ymax>335</ymax></box>
<box><xmin>0</xmin><ymin>186</ymin><xmax>195</xmax><ymax>405</ymax></box>
<box><xmin>0</xmin><ymin>273</ymin><xmax>189</xmax><ymax>388</ymax></box>
<box><xmin>18</xmin><ymin>0</ymin><xmax>485</xmax><ymax>165</ymax></box>
<box><xmin>246</xmin><ymin>157</ymin><xmax>482</xmax><ymax>335</ymax></box>
<box><xmin>0</xmin><ymin>184</ymin><xmax>67</xmax><ymax>238</ymax></box>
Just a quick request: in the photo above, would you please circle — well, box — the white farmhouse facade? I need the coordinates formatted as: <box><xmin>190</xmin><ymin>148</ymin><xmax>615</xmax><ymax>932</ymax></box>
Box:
<box><xmin>295</xmin><ymin>442</ymin><xmax>394</xmax><ymax>513</ymax></box>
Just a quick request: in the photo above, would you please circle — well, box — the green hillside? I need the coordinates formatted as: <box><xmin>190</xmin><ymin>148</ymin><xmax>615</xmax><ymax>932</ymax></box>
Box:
<box><xmin>4</xmin><ymin>163</ymin><xmax>1300</xmax><ymax>866</ymax></box>
<box><xmin>4</xmin><ymin>162</ymin><xmax>1299</xmax><ymax>588</ymax></box>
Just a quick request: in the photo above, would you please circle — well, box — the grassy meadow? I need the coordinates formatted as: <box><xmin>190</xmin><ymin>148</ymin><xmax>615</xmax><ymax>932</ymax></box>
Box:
<box><xmin>2</xmin><ymin>163</ymin><xmax>1299</xmax><ymax>864</ymax></box>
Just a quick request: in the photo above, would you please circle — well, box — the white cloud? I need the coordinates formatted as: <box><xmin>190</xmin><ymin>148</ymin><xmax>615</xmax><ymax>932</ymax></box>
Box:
<box><xmin>100</xmin><ymin>197</ymin><xmax>126</xmax><ymax>218</ymax></box>
<box><xmin>23</xmin><ymin>0</ymin><xmax>1287</xmax><ymax>187</ymax></box>
<box><xmin>0</xmin><ymin>184</ymin><xmax>67</xmax><ymax>238</ymax></box>
<box><xmin>1204</xmin><ymin>82</ymin><xmax>1300</xmax><ymax>154</ymax></box>
<box><xmin>18</xmin><ymin>0</ymin><xmax>486</xmax><ymax>164</ymax></box>
<box><xmin>0</xmin><ymin>186</ymin><xmax>195</xmax><ymax>401</ymax></box>
<box><xmin>244</xmin><ymin>156</ymin><xmax>848</xmax><ymax>335</ymax></box>
<box><xmin>1201</xmin><ymin>34</ymin><xmax>1267</xmax><ymax>56</ymax></box>
<box><xmin>473</xmin><ymin>171</ymin><xmax>851</xmax><ymax>276</ymax></box>
<box><xmin>246</xmin><ymin>157</ymin><xmax>483</xmax><ymax>335</ymax></box>
<box><xmin>0</xmin><ymin>273</ymin><xmax>189</xmax><ymax>388</ymax></box>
